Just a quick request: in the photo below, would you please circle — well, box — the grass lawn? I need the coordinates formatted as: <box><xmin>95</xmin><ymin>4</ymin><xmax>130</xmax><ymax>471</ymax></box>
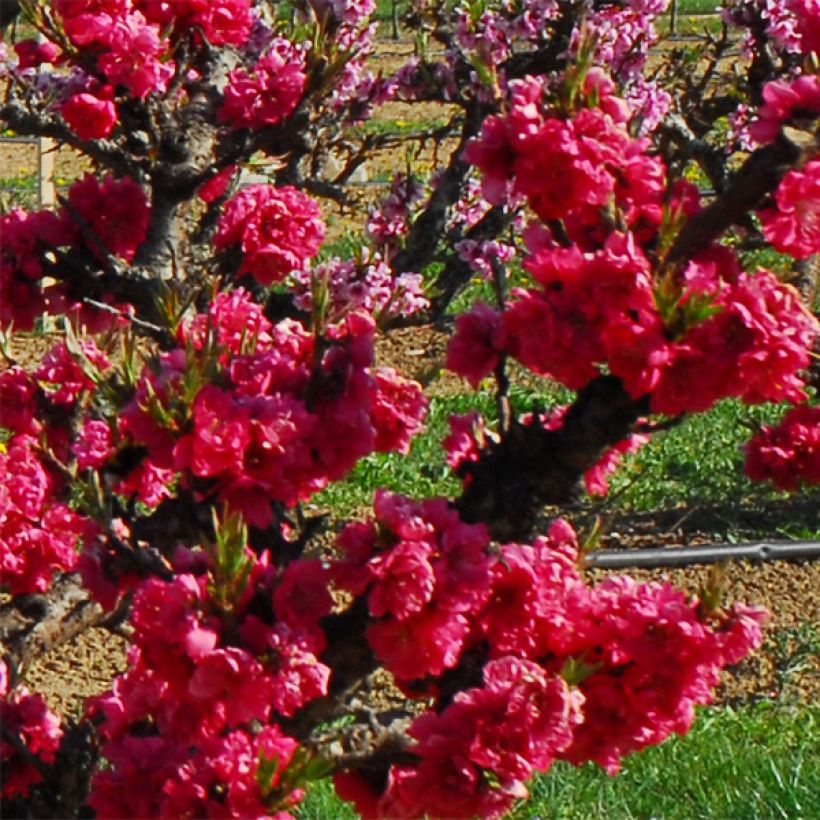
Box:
<box><xmin>675</xmin><ymin>0</ymin><xmax>720</xmax><ymax>14</ymax></box>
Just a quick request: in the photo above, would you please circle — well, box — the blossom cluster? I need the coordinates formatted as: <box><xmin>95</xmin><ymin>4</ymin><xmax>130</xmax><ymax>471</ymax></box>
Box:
<box><xmin>749</xmin><ymin>76</ymin><xmax>820</xmax><ymax>145</ymax></box>
<box><xmin>744</xmin><ymin>404</ymin><xmax>820</xmax><ymax>490</ymax></box>
<box><xmin>333</xmin><ymin>490</ymin><xmax>494</xmax><ymax>680</ymax></box>
<box><xmin>1</xmin><ymin>661</ymin><xmax>63</xmax><ymax>801</ymax></box>
<box><xmin>580</xmin><ymin>0</ymin><xmax>669</xmax><ymax>82</ymax></box>
<box><xmin>291</xmin><ymin>251</ymin><xmax>429</xmax><ymax>324</ymax></box>
<box><xmin>331</xmin><ymin>495</ymin><xmax>766</xmax><ymax>817</ymax></box>
<box><xmin>24</xmin><ymin>0</ymin><xmax>259</xmax><ymax>139</ymax></box>
<box><xmin>219</xmin><ymin>39</ymin><xmax>307</xmax><ymax>131</ymax></box>
<box><xmin>366</xmin><ymin>173</ymin><xmax>426</xmax><ymax>251</ymax></box>
<box><xmin>759</xmin><ymin>159</ymin><xmax>820</xmax><ymax>259</ymax></box>
<box><xmin>455</xmin><ymin>79</ymin><xmax>819</xmax><ymax>414</ymax></box>
<box><xmin>87</xmin><ymin>556</ymin><xmax>325</xmax><ymax>817</ymax></box>
<box><xmin>724</xmin><ymin>0</ymin><xmax>818</xmax><ymax>58</ymax></box>
<box><xmin>214</xmin><ymin>185</ymin><xmax>326</xmax><ymax>285</ymax></box>
<box><xmin>0</xmin><ymin>342</ymin><xmax>108</xmax><ymax>594</ymax></box>
<box><xmin>0</xmin><ymin>174</ymin><xmax>148</xmax><ymax>330</ymax></box>
<box><xmin>112</xmin><ymin>289</ymin><xmax>427</xmax><ymax>530</ymax></box>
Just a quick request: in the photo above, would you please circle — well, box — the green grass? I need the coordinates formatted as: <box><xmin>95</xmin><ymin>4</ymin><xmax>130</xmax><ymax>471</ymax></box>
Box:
<box><xmin>675</xmin><ymin>0</ymin><xmax>720</xmax><ymax>14</ymax></box>
<box><xmin>512</xmin><ymin>703</ymin><xmax>820</xmax><ymax>820</ymax></box>
<box><xmin>0</xmin><ymin>173</ymin><xmax>39</xmax><ymax>210</ymax></box>
<box><xmin>296</xmin><ymin>703</ymin><xmax>820</xmax><ymax>819</ymax></box>
<box><xmin>607</xmin><ymin>399</ymin><xmax>792</xmax><ymax>514</ymax></box>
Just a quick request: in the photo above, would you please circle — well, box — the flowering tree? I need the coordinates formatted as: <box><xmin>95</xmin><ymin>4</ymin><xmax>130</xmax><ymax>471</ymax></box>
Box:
<box><xmin>0</xmin><ymin>0</ymin><xmax>818</xmax><ymax>817</ymax></box>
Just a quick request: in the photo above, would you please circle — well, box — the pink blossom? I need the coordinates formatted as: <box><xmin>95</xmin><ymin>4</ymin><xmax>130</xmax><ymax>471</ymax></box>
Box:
<box><xmin>72</xmin><ymin>418</ymin><xmax>115</xmax><ymax>469</ymax></box>
<box><xmin>219</xmin><ymin>40</ymin><xmax>306</xmax><ymax>130</ymax></box>
<box><xmin>759</xmin><ymin>160</ymin><xmax>820</xmax><ymax>258</ymax></box>
<box><xmin>1</xmin><ymin>671</ymin><xmax>63</xmax><ymax>799</ymax></box>
<box><xmin>274</xmin><ymin>558</ymin><xmax>334</xmax><ymax>630</ymax></box>
<box><xmin>446</xmin><ymin>301</ymin><xmax>505</xmax><ymax>387</ymax></box>
<box><xmin>13</xmin><ymin>38</ymin><xmax>60</xmax><ymax>69</ymax></box>
<box><xmin>443</xmin><ymin>411</ymin><xmax>485</xmax><ymax>472</ymax></box>
<box><xmin>174</xmin><ymin>386</ymin><xmax>251</xmax><ymax>478</ymax></box>
<box><xmin>414</xmin><ymin>657</ymin><xmax>582</xmax><ymax>782</ymax></box>
<box><xmin>61</xmin><ymin>92</ymin><xmax>117</xmax><ymax>140</ymax></box>
<box><xmin>652</xmin><ymin>270</ymin><xmax>819</xmax><ymax>414</ymax></box>
<box><xmin>65</xmin><ymin>173</ymin><xmax>150</xmax><ymax>262</ymax></box>
<box><xmin>788</xmin><ymin>0</ymin><xmax>820</xmax><ymax>54</ymax></box>
<box><xmin>0</xmin><ymin>208</ymin><xmax>75</xmax><ymax>330</ymax></box>
<box><xmin>159</xmin><ymin>728</ymin><xmax>302</xmax><ymax>818</ymax></box>
<box><xmin>750</xmin><ymin>76</ymin><xmax>820</xmax><ymax>143</ymax></box>
<box><xmin>248</xmin><ymin>621</ymin><xmax>330</xmax><ymax>716</ymax></box>
<box><xmin>34</xmin><ymin>340</ymin><xmax>109</xmax><ymax>406</ymax></box>
<box><xmin>173</xmin><ymin>0</ymin><xmax>255</xmax><ymax>46</ymax></box>
<box><xmin>744</xmin><ymin>404</ymin><xmax>820</xmax><ymax>490</ymax></box>
<box><xmin>183</xmin><ymin>287</ymin><xmax>273</xmax><ymax>355</ymax></box>
<box><xmin>197</xmin><ymin>165</ymin><xmax>236</xmax><ymax>203</ymax></box>
<box><xmin>368</xmin><ymin>540</ymin><xmax>437</xmax><ymax>619</ymax></box>
<box><xmin>215</xmin><ymin>184</ymin><xmax>325</xmax><ymax>284</ymax></box>
<box><xmin>367</xmin><ymin>606</ymin><xmax>470</xmax><ymax>680</ymax></box>
<box><xmin>97</xmin><ymin>11</ymin><xmax>173</xmax><ymax>98</ymax></box>
<box><xmin>369</xmin><ymin>368</ymin><xmax>427</xmax><ymax>453</ymax></box>
<box><xmin>0</xmin><ymin>367</ymin><xmax>41</xmax><ymax>436</ymax></box>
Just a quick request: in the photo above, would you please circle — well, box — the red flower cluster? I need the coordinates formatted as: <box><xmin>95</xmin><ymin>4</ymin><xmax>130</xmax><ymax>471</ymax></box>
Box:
<box><xmin>466</xmin><ymin>74</ymin><xmax>669</xmax><ymax>246</ymax></box>
<box><xmin>1</xmin><ymin>661</ymin><xmax>63</xmax><ymax>801</ymax></box>
<box><xmin>34</xmin><ymin>339</ymin><xmax>110</xmax><ymax>407</ymax></box>
<box><xmin>337</xmin><ymin>658</ymin><xmax>582</xmax><ymax>819</ymax></box>
<box><xmin>88</xmin><ymin>560</ymin><xmax>322</xmax><ymax>817</ymax></box>
<box><xmin>0</xmin><ymin>350</ymin><xmax>101</xmax><ymax>593</ymax></box>
<box><xmin>0</xmin><ymin>175</ymin><xmax>148</xmax><ymax>330</ymax></box>
<box><xmin>333</xmin><ymin>500</ymin><xmax>766</xmax><ymax>817</ymax></box>
<box><xmin>334</xmin><ymin>490</ymin><xmax>493</xmax><ymax>679</ymax></box>
<box><xmin>445</xmin><ymin>301</ymin><xmax>504</xmax><ymax>388</ymax></box>
<box><xmin>759</xmin><ymin>159</ymin><xmax>820</xmax><ymax>259</ymax></box>
<box><xmin>137</xmin><ymin>0</ymin><xmax>255</xmax><ymax>46</ymax></box>
<box><xmin>215</xmin><ymin>185</ymin><xmax>326</xmax><ymax>285</ymax></box>
<box><xmin>744</xmin><ymin>404</ymin><xmax>820</xmax><ymax>490</ymax></box>
<box><xmin>65</xmin><ymin>173</ymin><xmax>150</xmax><ymax>263</ymax></box>
<box><xmin>219</xmin><ymin>40</ymin><xmax>307</xmax><ymax>131</ymax></box>
<box><xmin>52</xmin><ymin>0</ymin><xmax>255</xmax><ymax>101</ymax></box>
<box><xmin>0</xmin><ymin>209</ymin><xmax>74</xmax><ymax>330</ymax></box>
<box><xmin>117</xmin><ymin>292</ymin><xmax>426</xmax><ymax>529</ymax></box>
<box><xmin>61</xmin><ymin>90</ymin><xmax>118</xmax><ymax>141</ymax></box>
<box><xmin>650</xmin><ymin>268</ymin><xmax>818</xmax><ymax>414</ymax></box>
<box><xmin>750</xmin><ymin>76</ymin><xmax>820</xmax><ymax>144</ymax></box>
<box><xmin>789</xmin><ymin>0</ymin><xmax>820</xmax><ymax>55</ymax></box>
<box><xmin>53</xmin><ymin>2</ymin><xmax>172</xmax><ymax>99</ymax></box>
<box><xmin>455</xmin><ymin>88</ymin><xmax>820</xmax><ymax>416</ymax></box>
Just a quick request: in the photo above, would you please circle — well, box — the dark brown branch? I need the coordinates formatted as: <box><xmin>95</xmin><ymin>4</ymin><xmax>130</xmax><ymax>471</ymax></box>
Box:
<box><xmin>666</xmin><ymin>134</ymin><xmax>803</xmax><ymax>266</ymax></box>
<box><xmin>456</xmin><ymin>375</ymin><xmax>649</xmax><ymax>541</ymax></box>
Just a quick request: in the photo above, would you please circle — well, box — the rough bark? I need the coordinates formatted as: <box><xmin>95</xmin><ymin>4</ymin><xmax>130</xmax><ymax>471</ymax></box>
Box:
<box><xmin>666</xmin><ymin>135</ymin><xmax>803</xmax><ymax>266</ymax></box>
<box><xmin>0</xmin><ymin>573</ymin><xmax>104</xmax><ymax>671</ymax></box>
<box><xmin>455</xmin><ymin>375</ymin><xmax>650</xmax><ymax>541</ymax></box>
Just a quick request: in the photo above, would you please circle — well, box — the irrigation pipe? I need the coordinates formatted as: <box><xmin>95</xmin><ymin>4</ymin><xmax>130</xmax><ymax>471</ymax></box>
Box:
<box><xmin>584</xmin><ymin>540</ymin><xmax>820</xmax><ymax>570</ymax></box>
